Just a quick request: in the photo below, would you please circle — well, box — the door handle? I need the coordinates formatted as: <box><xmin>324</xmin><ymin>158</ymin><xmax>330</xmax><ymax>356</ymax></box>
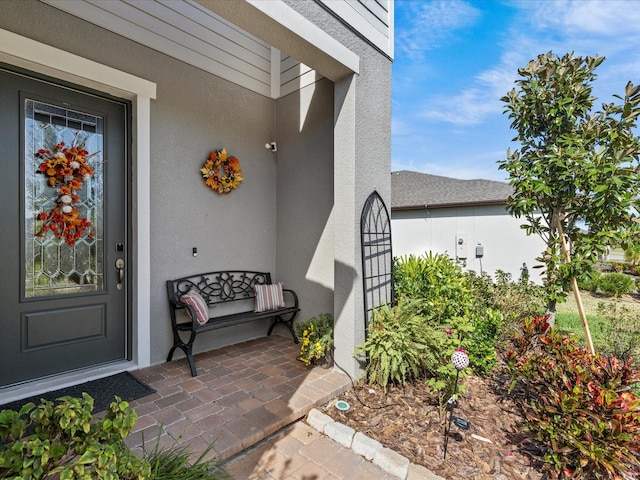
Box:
<box><xmin>115</xmin><ymin>258</ymin><xmax>125</xmax><ymax>290</ymax></box>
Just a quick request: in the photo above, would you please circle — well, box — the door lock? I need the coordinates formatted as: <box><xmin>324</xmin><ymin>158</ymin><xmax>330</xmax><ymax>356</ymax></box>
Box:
<box><xmin>115</xmin><ymin>258</ymin><xmax>125</xmax><ymax>290</ymax></box>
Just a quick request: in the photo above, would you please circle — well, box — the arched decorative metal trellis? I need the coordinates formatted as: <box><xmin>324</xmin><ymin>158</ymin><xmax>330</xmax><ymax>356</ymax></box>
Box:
<box><xmin>360</xmin><ymin>190</ymin><xmax>394</xmax><ymax>334</ymax></box>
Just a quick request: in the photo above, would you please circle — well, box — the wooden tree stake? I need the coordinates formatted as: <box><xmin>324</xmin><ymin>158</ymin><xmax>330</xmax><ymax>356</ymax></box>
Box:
<box><xmin>556</xmin><ymin>216</ymin><xmax>595</xmax><ymax>355</ymax></box>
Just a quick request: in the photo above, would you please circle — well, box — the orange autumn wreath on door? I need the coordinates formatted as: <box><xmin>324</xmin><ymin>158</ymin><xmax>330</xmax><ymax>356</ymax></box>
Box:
<box><xmin>35</xmin><ymin>137</ymin><xmax>96</xmax><ymax>245</ymax></box>
<box><xmin>200</xmin><ymin>148</ymin><xmax>243</xmax><ymax>194</ymax></box>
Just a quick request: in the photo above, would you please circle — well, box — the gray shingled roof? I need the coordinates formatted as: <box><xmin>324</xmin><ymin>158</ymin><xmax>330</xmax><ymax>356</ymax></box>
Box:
<box><xmin>391</xmin><ymin>170</ymin><xmax>513</xmax><ymax>209</ymax></box>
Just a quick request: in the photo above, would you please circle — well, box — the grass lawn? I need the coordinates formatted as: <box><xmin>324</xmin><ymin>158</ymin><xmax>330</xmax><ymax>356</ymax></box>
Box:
<box><xmin>555</xmin><ymin>291</ymin><xmax>640</xmax><ymax>351</ymax></box>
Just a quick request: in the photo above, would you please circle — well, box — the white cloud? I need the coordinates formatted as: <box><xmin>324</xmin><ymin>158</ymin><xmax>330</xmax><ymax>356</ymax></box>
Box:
<box><xmin>419</xmin><ymin>87</ymin><xmax>498</xmax><ymax>126</ymax></box>
<box><xmin>524</xmin><ymin>0</ymin><xmax>640</xmax><ymax>37</ymax></box>
<box><xmin>418</xmin><ymin>63</ymin><xmax>516</xmax><ymax>126</ymax></box>
<box><xmin>416</xmin><ymin>0</ymin><xmax>640</xmax><ymax>127</ymax></box>
<box><xmin>392</xmin><ymin>0</ymin><xmax>640</xmax><ymax>178</ymax></box>
<box><xmin>391</xmin><ymin>117</ymin><xmax>416</xmax><ymax>137</ymax></box>
<box><xmin>505</xmin><ymin>1</ymin><xmax>640</xmax><ymax>104</ymax></box>
<box><xmin>395</xmin><ymin>0</ymin><xmax>481</xmax><ymax>59</ymax></box>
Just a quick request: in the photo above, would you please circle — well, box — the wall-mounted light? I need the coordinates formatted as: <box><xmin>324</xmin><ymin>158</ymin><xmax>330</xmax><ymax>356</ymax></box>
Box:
<box><xmin>265</xmin><ymin>142</ymin><xmax>277</xmax><ymax>152</ymax></box>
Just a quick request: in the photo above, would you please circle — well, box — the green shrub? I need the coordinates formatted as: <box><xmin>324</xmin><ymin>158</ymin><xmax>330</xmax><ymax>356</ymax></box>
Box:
<box><xmin>598</xmin><ymin>272</ymin><xmax>635</xmax><ymax>297</ymax></box>
<box><xmin>624</xmin><ymin>241</ymin><xmax>640</xmax><ymax>268</ymax></box>
<box><xmin>0</xmin><ymin>393</ymin><xmax>150</xmax><ymax>479</ymax></box>
<box><xmin>504</xmin><ymin>315</ymin><xmax>640</xmax><ymax>479</ymax></box>
<box><xmin>394</xmin><ymin>253</ymin><xmax>497</xmax><ymax>369</ymax></box>
<box><xmin>393</xmin><ymin>254</ymin><xmax>516</xmax><ymax>379</ymax></box>
<box><xmin>462</xmin><ymin>270</ymin><xmax>495</xmax><ymax>309</ymax></box>
<box><xmin>467</xmin><ymin>270</ymin><xmax>544</xmax><ymax>326</ymax></box>
<box><xmin>394</xmin><ymin>252</ymin><xmax>472</xmax><ymax>322</ymax></box>
<box><xmin>0</xmin><ymin>394</ymin><xmax>228</xmax><ymax>480</ymax></box>
<box><xmin>467</xmin><ymin>308</ymin><xmax>503</xmax><ymax>373</ymax></box>
<box><xmin>577</xmin><ymin>268</ymin><xmax>602</xmax><ymax>293</ymax></box>
<box><xmin>463</xmin><ymin>270</ymin><xmax>544</xmax><ymax>369</ymax></box>
<box><xmin>597</xmin><ymin>302</ymin><xmax>640</xmax><ymax>364</ymax></box>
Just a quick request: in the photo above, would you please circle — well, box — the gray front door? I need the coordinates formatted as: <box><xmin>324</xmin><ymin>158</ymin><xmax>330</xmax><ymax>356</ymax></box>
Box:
<box><xmin>0</xmin><ymin>67</ymin><xmax>129</xmax><ymax>387</ymax></box>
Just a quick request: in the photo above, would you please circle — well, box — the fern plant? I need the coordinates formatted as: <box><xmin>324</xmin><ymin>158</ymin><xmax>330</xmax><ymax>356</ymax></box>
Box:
<box><xmin>358</xmin><ymin>302</ymin><xmax>437</xmax><ymax>391</ymax></box>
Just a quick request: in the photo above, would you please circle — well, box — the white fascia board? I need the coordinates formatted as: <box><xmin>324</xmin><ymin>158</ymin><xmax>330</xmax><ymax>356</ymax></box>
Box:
<box><xmin>0</xmin><ymin>29</ymin><xmax>156</xmax><ymax>100</ymax></box>
<box><xmin>247</xmin><ymin>0</ymin><xmax>359</xmax><ymax>75</ymax></box>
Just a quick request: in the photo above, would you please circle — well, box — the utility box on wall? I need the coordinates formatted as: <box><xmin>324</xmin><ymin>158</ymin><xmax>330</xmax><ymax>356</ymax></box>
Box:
<box><xmin>456</xmin><ymin>233</ymin><xmax>468</xmax><ymax>260</ymax></box>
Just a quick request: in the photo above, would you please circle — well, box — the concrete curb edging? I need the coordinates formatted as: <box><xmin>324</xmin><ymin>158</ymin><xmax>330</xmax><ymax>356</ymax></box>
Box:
<box><xmin>306</xmin><ymin>408</ymin><xmax>445</xmax><ymax>480</ymax></box>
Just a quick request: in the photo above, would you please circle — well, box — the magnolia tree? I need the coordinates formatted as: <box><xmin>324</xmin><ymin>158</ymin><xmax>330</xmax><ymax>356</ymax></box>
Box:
<box><xmin>498</xmin><ymin>51</ymin><xmax>640</xmax><ymax>353</ymax></box>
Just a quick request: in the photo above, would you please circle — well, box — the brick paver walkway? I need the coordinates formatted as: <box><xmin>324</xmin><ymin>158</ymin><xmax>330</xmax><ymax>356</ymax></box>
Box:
<box><xmin>125</xmin><ymin>335</ymin><xmax>350</xmax><ymax>461</ymax></box>
<box><xmin>225</xmin><ymin>421</ymin><xmax>395</xmax><ymax>480</ymax></box>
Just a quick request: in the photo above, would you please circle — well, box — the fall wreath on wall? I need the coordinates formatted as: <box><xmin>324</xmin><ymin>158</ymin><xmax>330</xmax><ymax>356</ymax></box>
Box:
<box><xmin>35</xmin><ymin>138</ymin><xmax>96</xmax><ymax>246</ymax></box>
<box><xmin>200</xmin><ymin>148</ymin><xmax>243</xmax><ymax>194</ymax></box>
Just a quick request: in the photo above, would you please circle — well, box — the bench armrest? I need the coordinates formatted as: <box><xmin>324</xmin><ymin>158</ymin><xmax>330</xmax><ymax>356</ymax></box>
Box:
<box><xmin>166</xmin><ymin>283</ymin><xmax>205</xmax><ymax>329</ymax></box>
<box><xmin>283</xmin><ymin>288</ymin><xmax>299</xmax><ymax>309</ymax></box>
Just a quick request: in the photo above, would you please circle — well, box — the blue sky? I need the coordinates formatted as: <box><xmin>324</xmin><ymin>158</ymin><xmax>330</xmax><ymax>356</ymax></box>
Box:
<box><xmin>391</xmin><ymin>0</ymin><xmax>640</xmax><ymax>181</ymax></box>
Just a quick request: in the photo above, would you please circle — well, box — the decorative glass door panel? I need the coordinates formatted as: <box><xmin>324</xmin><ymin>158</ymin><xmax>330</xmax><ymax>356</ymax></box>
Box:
<box><xmin>25</xmin><ymin>100</ymin><xmax>104</xmax><ymax>298</ymax></box>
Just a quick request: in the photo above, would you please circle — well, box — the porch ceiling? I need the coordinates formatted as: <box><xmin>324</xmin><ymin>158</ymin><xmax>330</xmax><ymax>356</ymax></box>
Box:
<box><xmin>41</xmin><ymin>0</ymin><xmax>329</xmax><ymax>99</ymax></box>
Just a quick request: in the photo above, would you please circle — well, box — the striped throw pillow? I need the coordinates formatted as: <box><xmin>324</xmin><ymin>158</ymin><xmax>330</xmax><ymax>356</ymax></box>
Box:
<box><xmin>254</xmin><ymin>283</ymin><xmax>285</xmax><ymax>312</ymax></box>
<box><xmin>180</xmin><ymin>290</ymin><xmax>209</xmax><ymax>326</ymax></box>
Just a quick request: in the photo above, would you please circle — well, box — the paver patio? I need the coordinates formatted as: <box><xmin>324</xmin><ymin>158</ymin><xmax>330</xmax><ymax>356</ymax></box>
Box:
<box><xmin>125</xmin><ymin>335</ymin><xmax>350</xmax><ymax>462</ymax></box>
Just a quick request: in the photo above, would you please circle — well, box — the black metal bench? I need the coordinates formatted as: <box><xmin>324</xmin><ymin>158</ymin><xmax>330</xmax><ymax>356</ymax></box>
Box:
<box><xmin>166</xmin><ymin>271</ymin><xmax>299</xmax><ymax>376</ymax></box>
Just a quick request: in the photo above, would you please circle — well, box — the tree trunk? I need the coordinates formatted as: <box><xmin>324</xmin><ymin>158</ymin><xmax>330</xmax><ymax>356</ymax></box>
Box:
<box><xmin>545</xmin><ymin>299</ymin><xmax>556</xmax><ymax>328</ymax></box>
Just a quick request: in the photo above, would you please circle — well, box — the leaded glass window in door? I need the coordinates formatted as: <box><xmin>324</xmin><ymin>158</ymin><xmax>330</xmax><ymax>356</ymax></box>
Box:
<box><xmin>24</xmin><ymin>99</ymin><xmax>104</xmax><ymax>298</ymax></box>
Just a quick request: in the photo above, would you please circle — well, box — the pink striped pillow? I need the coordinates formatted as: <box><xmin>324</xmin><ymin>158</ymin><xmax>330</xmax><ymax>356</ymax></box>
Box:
<box><xmin>254</xmin><ymin>283</ymin><xmax>285</xmax><ymax>312</ymax></box>
<box><xmin>180</xmin><ymin>290</ymin><xmax>209</xmax><ymax>326</ymax></box>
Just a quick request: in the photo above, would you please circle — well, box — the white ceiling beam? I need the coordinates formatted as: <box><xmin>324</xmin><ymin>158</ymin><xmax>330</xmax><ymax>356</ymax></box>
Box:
<box><xmin>270</xmin><ymin>47</ymin><xmax>281</xmax><ymax>99</ymax></box>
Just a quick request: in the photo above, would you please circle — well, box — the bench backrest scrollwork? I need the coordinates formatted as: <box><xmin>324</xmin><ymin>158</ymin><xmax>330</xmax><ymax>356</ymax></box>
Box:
<box><xmin>167</xmin><ymin>271</ymin><xmax>271</xmax><ymax>308</ymax></box>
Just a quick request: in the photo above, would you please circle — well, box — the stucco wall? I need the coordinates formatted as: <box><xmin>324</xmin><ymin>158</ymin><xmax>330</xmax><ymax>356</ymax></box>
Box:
<box><xmin>275</xmin><ymin>79</ymin><xmax>335</xmax><ymax>321</ymax></box>
<box><xmin>147</xmin><ymin>59</ymin><xmax>278</xmax><ymax>360</ymax></box>
<box><xmin>283</xmin><ymin>0</ymin><xmax>393</xmax><ymax>374</ymax></box>
<box><xmin>0</xmin><ymin>0</ymin><xmax>280</xmax><ymax>364</ymax></box>
<box><xmin>392</xmin><ymin>206</ymin><xmax>546</xmax><ymax>284</ymax></box>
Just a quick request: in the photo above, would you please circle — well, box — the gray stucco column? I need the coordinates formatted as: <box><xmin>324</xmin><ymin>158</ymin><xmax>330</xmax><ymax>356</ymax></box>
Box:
<box><xmin>333</xmin><ymin>74</ymin><xmax>364</xmax><ymax>378</ymax></box>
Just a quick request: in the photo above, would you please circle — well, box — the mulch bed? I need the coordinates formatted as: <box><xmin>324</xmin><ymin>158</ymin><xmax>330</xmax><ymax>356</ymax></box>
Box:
<box><xmin>321</xmin><ymin>373</ymin><xmax>546</xmax><ymax>480</ymax></box>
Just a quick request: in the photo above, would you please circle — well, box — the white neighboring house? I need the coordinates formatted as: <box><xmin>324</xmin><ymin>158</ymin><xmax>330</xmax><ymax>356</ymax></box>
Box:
<box><xmin>390</xmin><ymin>171</ymin><xmax>546</xmax><ymax>284</ymax></box>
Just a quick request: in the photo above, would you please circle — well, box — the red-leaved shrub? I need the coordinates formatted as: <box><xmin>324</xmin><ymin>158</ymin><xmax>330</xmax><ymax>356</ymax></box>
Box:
<box><xmin>504</xmin><ymin>314</ymin><xmax>640</xmax><ymax>479</ymax></box>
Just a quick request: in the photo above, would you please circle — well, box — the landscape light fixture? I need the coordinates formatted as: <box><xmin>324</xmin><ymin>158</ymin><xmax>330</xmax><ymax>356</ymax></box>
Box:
<box><xmin>443</xmin><ymin>348</ymin><xmax>471</xmax><ymax>459</ymax></box>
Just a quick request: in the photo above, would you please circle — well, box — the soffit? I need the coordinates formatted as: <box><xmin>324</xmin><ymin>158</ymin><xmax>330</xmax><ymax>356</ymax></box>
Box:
<box><xmin>41</xmin><ymin>0</ymin><xmax>332</xmax><ymax>99</ymax></box>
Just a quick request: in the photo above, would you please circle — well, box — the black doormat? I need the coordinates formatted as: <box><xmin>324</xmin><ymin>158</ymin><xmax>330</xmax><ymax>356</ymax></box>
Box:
<box><xmin>0</xmin><ymin>372</ymin><xmax>156</xmax><ymax>414</ymax></box>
